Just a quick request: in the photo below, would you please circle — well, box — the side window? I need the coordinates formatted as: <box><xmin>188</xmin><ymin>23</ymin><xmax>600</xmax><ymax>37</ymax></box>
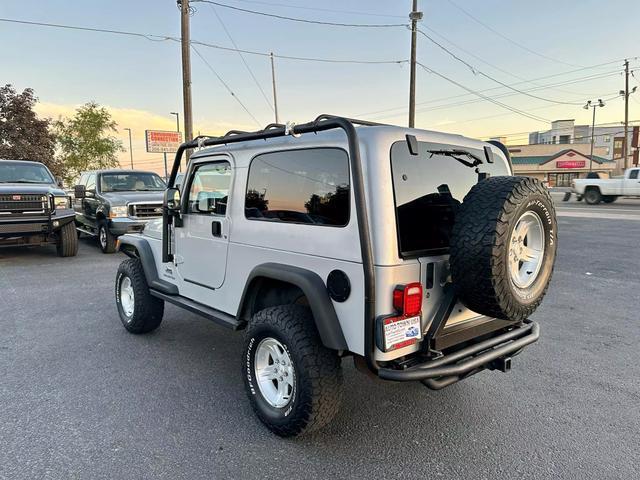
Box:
<box><xmin>186</xmin><ymin>162</ymin><xmax>231</xmax><ymax>215</ymax></box>
<box><xmin>245</xmin><ymin>148</ymin><xmax>350</xmax><ymax>226</ymax></box>
<box><xmin>629</xmin><ymin>169</ymin><xmax>639</xmax><ymax>180</ymax></box>
<box><xmin>86</xmin><ymin>173</ymin><xmax>96</xmax><ymax>191</ymax></box>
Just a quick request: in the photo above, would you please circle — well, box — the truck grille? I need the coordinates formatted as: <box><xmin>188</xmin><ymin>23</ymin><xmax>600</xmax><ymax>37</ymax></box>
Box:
<box><xmin>0</xmin><ymin>194</ymin><xmax>48</xmax><ymax>217</ymax></box>
<box><xmin>129</xmin><ymin>203</ymin><xmax>163</xmax><ymax>219</ymax></box>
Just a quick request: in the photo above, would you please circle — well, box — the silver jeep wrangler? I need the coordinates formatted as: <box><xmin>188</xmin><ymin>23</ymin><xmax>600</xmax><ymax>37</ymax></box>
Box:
<box><xmin>115</xmin><ymin>115</ymin><xmax>557</xmax><ymax>437</ymax></box>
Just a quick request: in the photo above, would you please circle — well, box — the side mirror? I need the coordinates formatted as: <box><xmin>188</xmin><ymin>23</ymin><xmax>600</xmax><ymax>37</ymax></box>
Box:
<box><xmin>164</xmin><ymin>188</ymin><xmax>181</xmax><ymax>215</ymax></box>
<box><xmin>74</xmin><ymin>184</ymin><xmax>86</xmax><ymax>199</ymax></box>
<box><xmin>196</xmin><ymin>191</ymin><xmax>216</xmax><ymax>213</ymax></box>
<box><xmin>56</xmin><ymin>177</ymin><xmax>64</xmax><ymax>188</ymax></box>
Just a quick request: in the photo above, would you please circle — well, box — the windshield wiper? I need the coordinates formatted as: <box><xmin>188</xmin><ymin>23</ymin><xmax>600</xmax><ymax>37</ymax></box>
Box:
<box><xmin>0</xmin><ymin>180</ymin><xmax>48</xmax><ymax>183</ymax></box>
<box><xmin>427</xmin><ymin>149</ymin><xmax>484</xmax><ymax>168</ymax></box>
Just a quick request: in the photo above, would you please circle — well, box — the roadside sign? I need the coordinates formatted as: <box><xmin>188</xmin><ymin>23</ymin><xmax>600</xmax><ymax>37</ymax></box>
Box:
<box><xmin>145</xmin><ymin>130</ymin><xmax>183</xmax><ymax>153</ymax></box>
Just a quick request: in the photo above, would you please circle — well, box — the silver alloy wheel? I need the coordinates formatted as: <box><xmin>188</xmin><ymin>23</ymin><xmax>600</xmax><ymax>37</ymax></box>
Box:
<box><xmin>254</xmin><ymin>337</ymin><xmax>295</xmax><ymax>408</ymax></box>
<box><xmin>119</xmin><ymin>276</ymin><xmax>135</xmax><ymax>318</ymax></box>
<box><xmin>99</xmin><ymin>226</ymin><xmax>107</xmax><ymax>249</ymax></box>
<box><xmin>508</xmin><ymin>211</ymin><xmax>545</xmax><ymax>289</ymax></box>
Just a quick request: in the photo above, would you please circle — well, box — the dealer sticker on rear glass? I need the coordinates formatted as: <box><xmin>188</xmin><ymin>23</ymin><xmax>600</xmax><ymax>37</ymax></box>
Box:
<box><xmin>383</xmin><ymin>315</ymin><xmax>422</xmax><ymax>351</ymax></box>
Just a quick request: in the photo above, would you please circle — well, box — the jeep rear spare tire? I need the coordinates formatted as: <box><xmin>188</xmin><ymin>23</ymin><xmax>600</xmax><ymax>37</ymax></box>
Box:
<box><xmin>450</xmin><ymin>176</ymin><xmax>557</xmax><ymax>322</ymax></box>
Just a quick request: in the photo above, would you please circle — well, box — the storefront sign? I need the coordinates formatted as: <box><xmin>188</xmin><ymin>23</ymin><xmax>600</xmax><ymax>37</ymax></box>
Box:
<box><xmin>557</xmin><ymin>160</ymin><xmax>586</xmax><ymax>169</ymax></box>
<box><xmin>145</xmin><ymin>130</ymin><xmax>183</xmax><ymax>153</ymax></box>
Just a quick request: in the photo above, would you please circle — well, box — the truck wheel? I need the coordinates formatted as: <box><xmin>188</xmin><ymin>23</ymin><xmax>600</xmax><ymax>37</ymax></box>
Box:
<box><xmin>115</xmin><ymin>258</ymin><xmax>164</xmax><ymax>333</ymax></box>
<box><xmin>98</xmin><ymin>220</ymin><xmax>117</xmax><ymax>253</ymax></box>
<box><xmin>450</xmin><ymin>176</ymin><xmax>557</xmax><ymax>322</ymax></box>
<box><xmin>584</xmin><ymin>189</ymin><xmax>602</xmax><ymax>205</ymax></box>
<box><xmin>602</xmin><ymin>195</ymin><xmax>617</xmax><ymax>204</ymax></box>
<box><xmin>242</xmin><ymin>305</ymin><xmax>343</xmax><ymax>437</ymax></box>
<box><xmin>56</xmin><ymin>221</ymin><xmax>79</xmax><ymax>257</ymax></box>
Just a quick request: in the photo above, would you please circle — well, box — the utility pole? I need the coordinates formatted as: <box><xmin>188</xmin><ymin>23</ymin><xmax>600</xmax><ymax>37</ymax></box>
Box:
<box><xmin>623</xmin><ymin>59</ymin><xmax>630</xmax><ymax>170</ymax></box>
<box><xmin>408</xmin><ymin>0</ymin><xmax>422</xmax><ymax>128</ymax></box>
<box><xmin>270</xmin><ymin>52</ymin><xmax>280</xmax><ymax>124</ymax></box>
<box><xmin>179</xmin><ymin>0</ymin><xmax>193</xmax><ymax>158</ymax></box>
<box><xmin>124</xmin><ymin>128</ymin><xmax>134</xmax><ymax>169</ymax></box>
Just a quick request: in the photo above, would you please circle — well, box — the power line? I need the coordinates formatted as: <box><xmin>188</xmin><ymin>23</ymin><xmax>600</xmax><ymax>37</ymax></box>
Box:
<box><xmin>417</xmin><ymin>29</ymin><xmax>585</xmax><ymax>106</ymax></box>
<box><xmin>190</xmin><ymin>0</ymin><xmax>408</xmax><ymax>28</ymax></box>
<box><xmin>0</xmin><ymin>17</ymin><xmax>406</xmax><ymax>65</ymax></box>
<box><xmin>416</xmin><ymin>61</ymin><xmax>551</xmax><ymax>123</ymax></box>
<box><xmin>223</xmin><ymin>0</ymin><xmax>406</xmax><ymax>19</ymax></box>
<box><xmin>357</xmin><ymin>68</ymin><xmax>622</xmax><ymax>119</ymax></box>
<box><xmin>443</xmin><ymin>0</ymin><xmax>583</xmax><ymax>68</ymax></box>
<box><xmin>207</xmin><ymin>4</ymin><xmax>274</xmax><ymax>113</ymax></box>
<box><xmin>191</xmin><ymin>45</ymin><xmax>262</xmax><ymax>127</ymax></box>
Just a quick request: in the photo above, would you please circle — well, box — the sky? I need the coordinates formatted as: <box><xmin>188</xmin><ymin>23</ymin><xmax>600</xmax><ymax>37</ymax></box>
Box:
<box><xmin>1</xmin><ymin>0</ymin><xmax>639</xmax><ymax>173</ymax></box>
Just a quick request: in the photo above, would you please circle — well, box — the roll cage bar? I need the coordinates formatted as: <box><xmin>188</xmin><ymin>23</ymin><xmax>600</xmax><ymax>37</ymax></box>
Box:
<box><xmin>163</xmin><ymin>114</ymin><xmax>382</xmax><ymax>373</ymax></box>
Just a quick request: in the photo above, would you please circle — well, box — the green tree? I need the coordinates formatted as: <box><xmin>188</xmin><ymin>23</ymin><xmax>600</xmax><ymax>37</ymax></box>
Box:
<box><xmin>0</xmin><ymin>84</ymin><xmax>61</xmax><ymax>176</ymax></box>
<box><xmin>54</xmin><ymin>102</ymin><xmax>123</xmax><ymax>184</ymax></box>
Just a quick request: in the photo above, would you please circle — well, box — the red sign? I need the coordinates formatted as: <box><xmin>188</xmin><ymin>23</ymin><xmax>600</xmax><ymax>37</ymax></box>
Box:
<box><xmin>145</xmin><ymin>130</ymin><xmax>183</xmax><ymax>153</ymax></box>
<box><xmin>557</xmin><ymin>160</ymin><xmax>586</xmax><ymax>169</ymax></box>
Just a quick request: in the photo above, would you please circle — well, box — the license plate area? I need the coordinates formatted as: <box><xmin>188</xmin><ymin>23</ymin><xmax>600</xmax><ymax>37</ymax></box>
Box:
<box><xmin>376</xmin><ymin>314</ymin><xmax>422</xmax><ymax>352</ymax></box>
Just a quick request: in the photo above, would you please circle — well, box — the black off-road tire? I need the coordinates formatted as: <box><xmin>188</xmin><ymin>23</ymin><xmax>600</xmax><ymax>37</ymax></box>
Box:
<box><xmin>98</xmin><ymin>220</ymin><xmax>117</xmax><ymax>253</ymax></box>
<box><xmin>56</xmin><ymin>221</ymin><xmax>79</xmax><ymax>257</ymax></box>
<box><xmin>115</xmin><ymin>258</ymin><xmax>164</xmax><ymax>333</ymax></box>
<box><xmin>602</xmin><ymin>195</ymin><xmax>617</xmax><ymax>204</ymax></box>
<box><xmin>450</xmin><ymin>176</ymin><xmax>557</xmax><ymax>322</ymax></box>
<box><xmin>242</xmin><ymin>305</ymin><xmax>343</xmax><ymax>437</ymax></box>
<box><xmin>584</xmin><ymin>188</ymin><xmax>602</xmax><ymax>205</ymax></box>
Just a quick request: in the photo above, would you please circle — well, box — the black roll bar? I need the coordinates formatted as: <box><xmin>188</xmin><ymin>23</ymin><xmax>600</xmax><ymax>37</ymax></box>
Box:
<box><xmin>162</xmin><ymin>114</ymin><xmax>382</xmax><ymax>373</ymax></box>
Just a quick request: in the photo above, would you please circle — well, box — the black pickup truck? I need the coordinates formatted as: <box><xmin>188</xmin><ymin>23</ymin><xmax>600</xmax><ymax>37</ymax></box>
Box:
<box><xmin>0</xmin><ymin>159</ymin><xmax>77</xmax><ymax>256</ymax></box>
<box><xmin>73</xmin><ymin>169</ymin><xmax>166</xmax><ymax>253</ymax></box>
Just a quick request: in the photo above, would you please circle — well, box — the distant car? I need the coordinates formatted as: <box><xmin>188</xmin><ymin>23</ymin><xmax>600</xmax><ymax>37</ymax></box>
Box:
<box><xmin>572</xmin><ymin>167</ymin><xmax>640</xmax><ymax>204</ymax></box>
<box><xmin>0</xmin><ymin>159</ymin><xmax>77</xmax><ymax>256</ymax></box>
<box><xmin>73</xmin><ymin>169</ymin><xmax>166</xmax><ymax>253</ymax></box>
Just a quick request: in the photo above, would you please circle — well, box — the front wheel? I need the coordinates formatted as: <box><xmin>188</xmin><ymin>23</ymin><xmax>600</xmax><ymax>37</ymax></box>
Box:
<box><xmin>242</xmin><ymin>305</ymin><xmax>343</xmax><ymax>437</ymax></box>
<box><xmin>56</xmin><ymin>221</ymin><xmax>79</xmax><ymax>257</ymax></box>
<box><xmin>115</xmin><ymin>258</ymin><xmax>164</xmax><ymax>333</ymax></box>
<box><xmin>98</xmin><ymin>220</ymin><xmax>117</xmax><ymax>253</ymax></box>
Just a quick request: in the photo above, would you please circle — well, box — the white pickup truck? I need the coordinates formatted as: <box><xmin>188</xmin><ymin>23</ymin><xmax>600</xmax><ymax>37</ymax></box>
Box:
<box><xmin>572</xmin><ymin>167</ymin><xmax>640</xmax><ymax>204</ymax></box>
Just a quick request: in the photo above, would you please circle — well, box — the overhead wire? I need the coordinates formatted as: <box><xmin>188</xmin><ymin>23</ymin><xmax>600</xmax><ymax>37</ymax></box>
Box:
<box><xmin>206</xmin><ymin>4</ymin><xmax>274</xmax><ymax>113</ymax></box>
<box><xmin>191</xmin><ymin>45</ymin><xmax>263</xmax><ymax>127</ymax></box>
<box><xmin>416</xmin><ymin>61</ymin><xmax>551</xmax><ymax>124</ymax></box>
<box><xmin>190</xmin><ymin>0</ymin><xmax>408</xmax><ymax>28</ymax></box>
<box><xmin>417</xmin><ymin>29</ymin><xmax>586</xmax><ymax>106</ymax></box>
<box><xmin>222</xmin><ymin>0</ymin><xmax>406</xmax><ymax>19</ymax></box>
<box><xmin>443</xmin><ymin>0</ymin><xmax>584</xmax><ymax>68</ymax></box>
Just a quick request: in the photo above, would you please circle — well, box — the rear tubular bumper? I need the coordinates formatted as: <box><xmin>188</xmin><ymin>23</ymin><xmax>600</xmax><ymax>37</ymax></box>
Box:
<box><xmin>377</xmin><ymin>320</ymin><xmax>539</xmax><ymax>387</ymax></box>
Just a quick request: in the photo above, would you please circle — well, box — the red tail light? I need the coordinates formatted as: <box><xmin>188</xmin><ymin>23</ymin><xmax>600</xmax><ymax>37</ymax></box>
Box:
<box><xmin>393</xmin><ymin>282</ymin><xmax>423</xmax><ymax>316</ymax></box>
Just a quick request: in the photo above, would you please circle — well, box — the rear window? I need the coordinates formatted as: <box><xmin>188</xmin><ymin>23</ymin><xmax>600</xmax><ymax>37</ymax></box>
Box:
<box><xmin>391</xmin><ymin>140</ymin><xmax>509</xmax><ymax>257</ymax></box>
<box><xmin>245</xmin><ymin>148</ymin><xmax>350</xmax><ymax>226</ymax></box>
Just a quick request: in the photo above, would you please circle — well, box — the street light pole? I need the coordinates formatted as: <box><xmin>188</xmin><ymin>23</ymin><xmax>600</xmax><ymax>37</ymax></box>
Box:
<box><xmin>270</xmin><ymin>52</ymin><xmax>280</xmax><ymax>124</ymax></box>
<box><xmin>124</xmin><ymin>128</ymin><xmax>134</xmax><ymax>169</ymax></box>
<box><xmin>408</xmin><ymin>0</ymin><xmax>422</xmax><ymax>128</ymax></box>
<box><xmin>584</xmin><ymin>99</ymin><xmax>605</xmax><ymax>172</ymax></box>
<box><xmin>170</xmin><ymin>111</ymin><xmax>180</xmax><ymax>133</ymax></box>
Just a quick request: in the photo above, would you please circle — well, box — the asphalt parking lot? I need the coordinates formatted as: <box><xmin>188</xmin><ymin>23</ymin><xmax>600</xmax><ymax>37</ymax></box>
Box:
<box><xmin>1</xmin><ymin>199</ymin><xmax>639</xmax><ymax>479</ymax></box>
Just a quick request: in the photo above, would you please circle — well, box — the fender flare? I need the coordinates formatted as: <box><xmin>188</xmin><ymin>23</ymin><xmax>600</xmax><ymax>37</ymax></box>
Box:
<box><xmin>238</xmin><ymin>263</ymin><xmax>348</xmax><ymax>351</ymax></box>
<box><xmin>118</xmin><ymin>235</ymin><xmax>179</xmax><ymax>295</ymax></box>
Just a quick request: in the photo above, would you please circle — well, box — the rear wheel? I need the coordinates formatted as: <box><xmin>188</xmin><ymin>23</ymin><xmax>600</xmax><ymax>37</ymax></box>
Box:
<box><xmin>584</xmin><ymin>188</ymin><xmax>602</xmax><ymax>205</ymax></box>
<box><xmin>450</xmin><ymin>176</ymin><xmax>557</xmax><ymax>322</ymax></box>
<box><xmin>98</xmin><ymin>220</ymin><xmax>117</xmax><ymax>253</ymax></box>
<box><xmin>115</xmin><ymin>258</ymin><xmax>164</xmax><ymax>333</ymax></box>
<box><xmin>242</xmin><ymin>305</ymin><xmax>343</xmax><ymax>437</ymax></box>
<box><xmin>56</xmin><ymin>222</ymin><xmax>78</xmax><ymax>257</ymax></box>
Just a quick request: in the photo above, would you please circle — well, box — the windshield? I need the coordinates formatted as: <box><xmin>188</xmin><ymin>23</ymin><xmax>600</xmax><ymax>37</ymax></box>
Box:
<box><xmin>0</xmin><ymin>162</ymin><xmax>54</xmax><ymax>184</ymax></box>
<box><xmin>100</xmin><ymin>173</ymin><xmax>166</xmax><ymax>192</ymax></box>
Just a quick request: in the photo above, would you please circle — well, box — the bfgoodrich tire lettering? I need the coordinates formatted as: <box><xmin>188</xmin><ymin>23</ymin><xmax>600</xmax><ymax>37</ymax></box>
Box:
<box><xmin>242</xmin><ymin>305</ymin><xmax>343</xmax><ymax>437</ymax></box>
<box><xmin>115</xmin><ymin>258</ymin><xmax>164</xmax><ymax>333</ymax></box>
<box><xmin>450</xmin><ymin>176</ymin><xmax>557</xmax><ymax>322</ymax></box>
